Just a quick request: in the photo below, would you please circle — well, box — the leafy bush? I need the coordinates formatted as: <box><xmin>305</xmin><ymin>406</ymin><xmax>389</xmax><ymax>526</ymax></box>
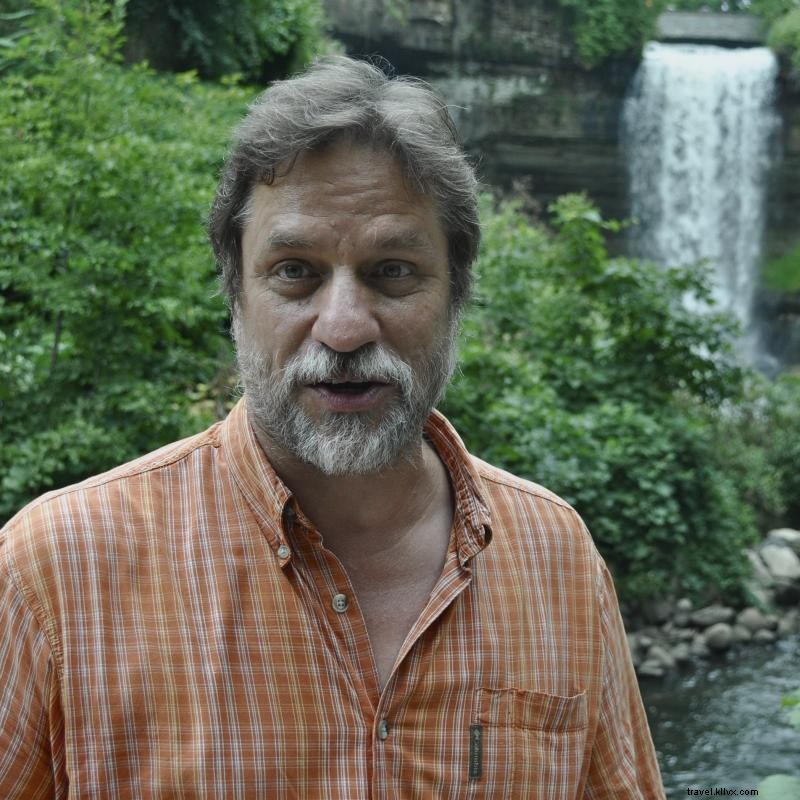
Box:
<box><xmin>700</xmin><ymin>373</ymin><xmax>800</xmax><ymax>535</ymax></box>
<box><xmin>767</xmin><ymin>7</ymin><xmax>800</xmax><ymax>71</ymax></box>
<box><xmin>442</xmin><ymin>193</ymin><xmax>759</xmax><ymax>603</ymax></box>
<box><xmin>123</xmin><ymin>0</ymin><xmax>331</xmax><ymax>82</ymax></box>
<box><xmin>0</xmin><ymin>0</ymin><xmax>249</xmax><ymax>522</ymax></box>
<box><xmin>555</xmin><ymin>0</ymin><xmax>668</xmax><ymax>67</ymax></box>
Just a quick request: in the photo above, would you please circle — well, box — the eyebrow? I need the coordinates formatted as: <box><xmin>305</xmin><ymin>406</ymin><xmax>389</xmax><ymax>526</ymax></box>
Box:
<box><xmin>370</xmin><ymin>230</ymin><xmax>432</xmax><ymax>251</ymax></box>
<box><xmin>255</xmin><ymin>228</ymin><xmax>435</xmax><ymax>259</ymax></box>
<box><xmin>259</xmin><ymin>231</ymin><xmax>317</xmax><ymax>252</ymax></box>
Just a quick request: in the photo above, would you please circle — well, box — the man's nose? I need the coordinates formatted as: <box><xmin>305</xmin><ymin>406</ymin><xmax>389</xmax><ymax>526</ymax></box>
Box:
<box><xmin>310</xmin><ymin>272</ymin><xmax>380</xmax><ymax>353</ymax></box>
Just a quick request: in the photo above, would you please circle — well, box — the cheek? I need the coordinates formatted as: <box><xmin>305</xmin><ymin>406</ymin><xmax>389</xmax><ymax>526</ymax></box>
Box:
<box><xmin>241</xmin><ymin>298</ymin><xmax>314</xmax><ymax>356</ymax></box>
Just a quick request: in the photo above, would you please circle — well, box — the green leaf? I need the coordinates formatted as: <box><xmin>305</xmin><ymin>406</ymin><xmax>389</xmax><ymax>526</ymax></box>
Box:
<box><xmin>757</xmin><ymin>774</ymin><xmax>800</xmax><ymax>800</ymax></box>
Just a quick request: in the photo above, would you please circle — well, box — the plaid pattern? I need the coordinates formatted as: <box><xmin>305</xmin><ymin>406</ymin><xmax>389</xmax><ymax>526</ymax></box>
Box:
<box><xmin>1</xmin><ymin>399</ymin><xmax>664</xmax><ymax>798</ymax></box>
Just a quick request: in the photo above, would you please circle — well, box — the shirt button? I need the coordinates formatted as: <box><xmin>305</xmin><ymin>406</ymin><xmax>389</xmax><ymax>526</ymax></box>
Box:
<box><xmin>332</xmin><ymin>593</ymin><xmax>349</xmax><ymax>613</ymax></box>
<box><xmin>377</xmin><ymin>719</ymin><xmax>390</xmax><ymax>740</ymax></box>
<box><xmin>277</xmin><ymin>545</ymin><xmax>290</xmax><ymax>559</ymax></box>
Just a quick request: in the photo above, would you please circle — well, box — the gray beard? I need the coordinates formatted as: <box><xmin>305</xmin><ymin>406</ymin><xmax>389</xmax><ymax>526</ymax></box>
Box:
<box><xmin>232</xmin><ymin>318</ymin><xmax>457</xmax><ymax>475</ymax></box>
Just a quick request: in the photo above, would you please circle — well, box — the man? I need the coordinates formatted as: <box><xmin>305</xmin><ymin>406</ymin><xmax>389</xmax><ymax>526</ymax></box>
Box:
<box><xmin>0</xmin><ymin>56</ymin><xmax>664</xmax><ymax>798</ymax></box>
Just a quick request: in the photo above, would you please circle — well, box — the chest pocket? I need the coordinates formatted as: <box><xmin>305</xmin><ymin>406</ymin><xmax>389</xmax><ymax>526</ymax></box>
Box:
<box><xmin>471</xmin><ymin>687</ymin><xmax>588</xmax><ymax>799</ymax></box>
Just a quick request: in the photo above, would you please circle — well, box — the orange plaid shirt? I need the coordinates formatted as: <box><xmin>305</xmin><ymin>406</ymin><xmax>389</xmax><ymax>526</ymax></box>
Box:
<box><xmin>0</xmin><ymin>399</ymin><xmax>664</xmax><ymax>798</ymax></box>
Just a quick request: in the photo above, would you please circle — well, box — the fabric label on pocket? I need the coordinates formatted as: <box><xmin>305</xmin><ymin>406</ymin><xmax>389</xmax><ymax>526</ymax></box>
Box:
<box><xmin>469</xmin><ymin>724</ymin><xmax>483</xmax><ymax>779</ymax></box>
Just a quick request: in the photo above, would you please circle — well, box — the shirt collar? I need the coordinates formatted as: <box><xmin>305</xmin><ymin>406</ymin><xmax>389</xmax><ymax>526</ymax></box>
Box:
<box><xmin>220</xmin><ymin>397</ymin><xmax>492</xmax><ymax>563</ymax></box>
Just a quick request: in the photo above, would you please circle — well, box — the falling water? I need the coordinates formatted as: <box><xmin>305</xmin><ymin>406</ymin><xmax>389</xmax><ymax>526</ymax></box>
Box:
<box><xmin>624</xmin><ymin>42</ymin><xmax>779</xmax><ymax>349</ymax></box>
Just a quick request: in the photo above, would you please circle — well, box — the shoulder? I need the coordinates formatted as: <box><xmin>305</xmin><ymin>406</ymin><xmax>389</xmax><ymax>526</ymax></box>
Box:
<box><xmin>469</xmin><ymin>454</ymin><xmax>599</xmax><ymax>565</ymax></box>
<box><xmin>471</xmin><ymin>454</ymin><xmax>578</xmax><ymax>513</ymax></box>
<box><xmin>0</xmin><ymin>422</ymin><xmax>223</xmax><ymax>569</ymax></box>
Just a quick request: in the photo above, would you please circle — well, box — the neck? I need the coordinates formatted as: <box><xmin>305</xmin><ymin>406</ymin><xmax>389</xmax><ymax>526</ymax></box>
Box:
<box><xmin>252</xmin><ymin>423</ymin><xmax>447</xmax><ymax>557</ymax></box>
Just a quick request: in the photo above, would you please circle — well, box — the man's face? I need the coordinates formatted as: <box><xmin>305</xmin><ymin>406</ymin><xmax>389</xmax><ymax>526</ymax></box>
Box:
<box><xmin>235</xmin><ymin>139</ymin><xmax>457</xmax><ymax>475</ymax></box>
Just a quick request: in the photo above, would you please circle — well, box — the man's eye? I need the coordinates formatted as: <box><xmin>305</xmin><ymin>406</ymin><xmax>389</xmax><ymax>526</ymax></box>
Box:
<box><xmin>275</xmin><ymin>262</ymin><xmax>314</xmax><ymax>280</ymax></box>
<box><xmin>376</xmin><ymin>262</ymin><xmax>413</xmax><ymax>279</ymax></box>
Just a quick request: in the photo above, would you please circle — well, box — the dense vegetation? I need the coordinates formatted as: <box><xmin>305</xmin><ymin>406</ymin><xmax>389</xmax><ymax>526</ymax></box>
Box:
<box><xmin>2</xmin><ymin>0</ymin><xmax>799</xmax><ymax>609</ymax></box>
<box><xmin>0</xmin><ymin>0</ymin><xmax>245</xmax><ymax>519</ymax></box>
<box><xmin>123</xmin><ymin>0</ymin><xmax>330</xmax><ymax>82</ymax></box>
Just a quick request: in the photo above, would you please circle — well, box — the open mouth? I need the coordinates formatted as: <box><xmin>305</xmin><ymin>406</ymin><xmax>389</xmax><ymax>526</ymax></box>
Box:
<box><xmin>314</xmin><ymin>381</ymin><xmax>382</xmax><ymax>395</ymax></box>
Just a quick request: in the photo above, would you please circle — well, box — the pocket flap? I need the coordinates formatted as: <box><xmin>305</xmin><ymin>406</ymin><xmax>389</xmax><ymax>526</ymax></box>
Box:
<box><xmin>476</xmin><ymin>688</ymin><xmax>587</xmax><ymax>732</ymax></box>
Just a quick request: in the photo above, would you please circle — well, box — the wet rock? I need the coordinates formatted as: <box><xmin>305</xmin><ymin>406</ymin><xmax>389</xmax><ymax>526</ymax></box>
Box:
<box><xmin>690</xmin><ymin>604</ymin><xmax>735</xmax><ymax>628</ymax></box>
<box><xmin>745</xmin><ymin>548</ymin><xmax>775</xmax><ymax>585</ymax></box>
<box><xmin>638</xmin><ymin>634</ymin><xmax>654</xmax><ymax>650</ymax></box>
<box><xmin>676</xmin><ymin>597</ymin><xmax>693</xmax><ymax>613</ymax></box>
<box><xmin>778</xmin><ymin>610</ymin><xmax>799</xmax><ymax>636</ymax></box>
<box><xmin>753</xmin><ymin>629</ymin><xmax>777</xmax><ymax>644</ymax></box>
<box><xmin>647</xmin><ymin>644</ymin><xmax>676</xmax><ymax>670</ymax></box>
<box><xmin>643</xmin><ymin>599</ymin><xmax>674</xmax><ymax>624</ymax></box>
<box><xmin>671</xmin><ymin>642</ymin><xmax>691</xmax><ymax>663</ymax></box>
<box><xmin>732</xmin><ymin>623</ymin><xmax>753</xmax><ymax>643</ymax></box>
<box><xmin>705</xmin><ymin>622</ymin><xmax>733</xmax><ymax>652</ymax></box>
<box><xmin>736</xmin><ymin>607</ymin><xmax>771</xmax><ymax>633</ymax></box>
<box><xmin>759</xmin><ymin>542</ymin><xmax>800</xmax><ymax>581</ymax></box>
<box><xmin>691</xmin><ymin>633</ymin><xmax>710</xmax><ymax>657</ymax></box>
<box><xmin>766</xmin><ymin>528</ymin><xmax>800</xmax><ymax>556</ymax></box>
<box><xmin>638</xmin><ymin>660</ymin><xmax>666</xmax><ymax>678</ymax></box>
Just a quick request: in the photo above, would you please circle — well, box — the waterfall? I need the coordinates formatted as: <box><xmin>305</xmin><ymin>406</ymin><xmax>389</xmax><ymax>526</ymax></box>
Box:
<box><xmin>623</xmin><ymin>42</ymin><xmax>779</xmax><ymax>349</ymax></box>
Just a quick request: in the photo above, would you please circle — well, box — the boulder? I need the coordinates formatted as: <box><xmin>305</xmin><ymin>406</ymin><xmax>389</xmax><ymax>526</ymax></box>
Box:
<box><xmin>690</xmin><ymin>604</ymin><xmax>735</xmax><ymax>628</ymax></box>
<box><xmin>759</xmin><ymin>542</ymin><xmax>800</xmax><ymax>582</ymax></box>
<box><xmin>745</xmin><ymin>549</ymin><xmax>774</xmax><ymax>585</ymax></box>
<box><xmin>691</xmin><ymin>633</ymin><xmax>710</xmax><ymax>657</ymax></box>
<box><xmin>704</xmin><ymin>622</ymin><xmax>733</xmax><ymax>652</ymax></box>
<box><xmin>731</xmin><ymin>624</ymin><xmax>753</xmax><ymax>643</ymax></box>
<box><xmin>676</xmin><ymin>597</ymin><xmax>693</xmax><ymax>613</ymax></box>
<box><xmin>671</xmin><ymin>642</ymin><xmax>691</xmax><ymax>663</ymax></box>
<box><xmin>766</xmin><ymin>528</ymin><xmax>800</xmax><ymax>556</ymax></box>
<box><xmin>646</xmin><ymin>644</ymin><xmax>676</xmax><ymax>670</ymax></box>
<box><xmin>736</xmin><ymin>607</ymin><xmax>771</xmax><ymax>633</ymax></box>
<box><xmin>643</xmin><ymin>599</ymin><xmax>674</xmax><ymax>624</ymax></box>
<box><xmin>778</xmin><ymin>610</ymin><xmax>799</xmax><ymax>636</ymax></box>
<box><xmin>637</xmin><ymin>660</ymin><xmax>666</xmax><ymax>678</ymax></box>
<box><xmin>753</xmin><ymin>629</ymin><xmax>777</xmax><ymax>644</ymax></box>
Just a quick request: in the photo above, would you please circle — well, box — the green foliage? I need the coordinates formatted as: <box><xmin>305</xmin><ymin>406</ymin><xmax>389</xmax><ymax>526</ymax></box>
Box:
<box><xmin>763</xmin><ymin>241</ymin><xmax>800</xmax><ymax>292</ymax></box>
<box><xmin>0</xmin><ymin>0</ymin><xmax>247</xmax><ymax>522</ymax></box>
<box><xmin>123</xmin><ymin>0</ymin><xmax>331</xmax><ymax>82</ymax></box>
<box><xmin>749</xmin><ymin>0</ymin><xmax>800</xmax><ymax>25</ymax></box>
<box><xmin>715</xmin><ymin>375</ymin><xmax>800</xmax><ymax>529</ymax></box>
<box><xmin>555</xmin><ymin>0</ymin><xmax>668</xmax><ymax>67</ymax></box>
<box><xmin>442</xmin><ymin>193</ymin><xmax>759</xmax><ymax>603</ymax></box>
<box><xmin>767</xmin><ymin>6</ymin><xmax>800</xmax><ymax>71</ymax></box>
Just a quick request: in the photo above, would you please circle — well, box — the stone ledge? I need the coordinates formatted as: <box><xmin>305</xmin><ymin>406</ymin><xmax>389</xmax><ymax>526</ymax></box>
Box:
<box><xmin>656</xmin><ymin>11</ymin><xmax>765</xmax><ymax>45</ymax></box>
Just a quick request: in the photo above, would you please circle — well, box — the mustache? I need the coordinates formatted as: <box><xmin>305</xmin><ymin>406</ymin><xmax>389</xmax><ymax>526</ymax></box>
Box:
<box><xmin>279</xmin><ymin>344</ymin><xmax>415</xmax><ymax>392</ymax></box>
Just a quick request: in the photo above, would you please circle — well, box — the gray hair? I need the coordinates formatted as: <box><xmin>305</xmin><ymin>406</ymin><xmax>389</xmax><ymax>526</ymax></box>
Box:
<box><xmin>208</xmin><ymin>56</ymin><xmax>480</xmax><ymax>315</ymax></box>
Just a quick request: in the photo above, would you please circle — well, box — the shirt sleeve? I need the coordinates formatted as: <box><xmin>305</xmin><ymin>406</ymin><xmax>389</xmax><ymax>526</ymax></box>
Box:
<box><xmin>584</xmin><ymin>562</ymin><xmax>666</xmax><ymax>800</ymax></box>
<box><xmin>0</xmin><ymin>559</ymin><xmax>63</xmax><ymax>800</ymax></box>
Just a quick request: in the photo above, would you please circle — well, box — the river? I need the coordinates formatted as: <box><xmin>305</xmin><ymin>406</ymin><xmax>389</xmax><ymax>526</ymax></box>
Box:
<box><xmin>640</xmin><ymin>635</ymin><xmax>800</xmax><ymax>797</ymax></box>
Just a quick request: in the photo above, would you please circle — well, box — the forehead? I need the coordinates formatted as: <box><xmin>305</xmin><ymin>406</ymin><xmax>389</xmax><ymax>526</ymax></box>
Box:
<box><xmin>241</xmin><ymin>141</ymin><xmax>448</xmax><ymax>257</ymax></box>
